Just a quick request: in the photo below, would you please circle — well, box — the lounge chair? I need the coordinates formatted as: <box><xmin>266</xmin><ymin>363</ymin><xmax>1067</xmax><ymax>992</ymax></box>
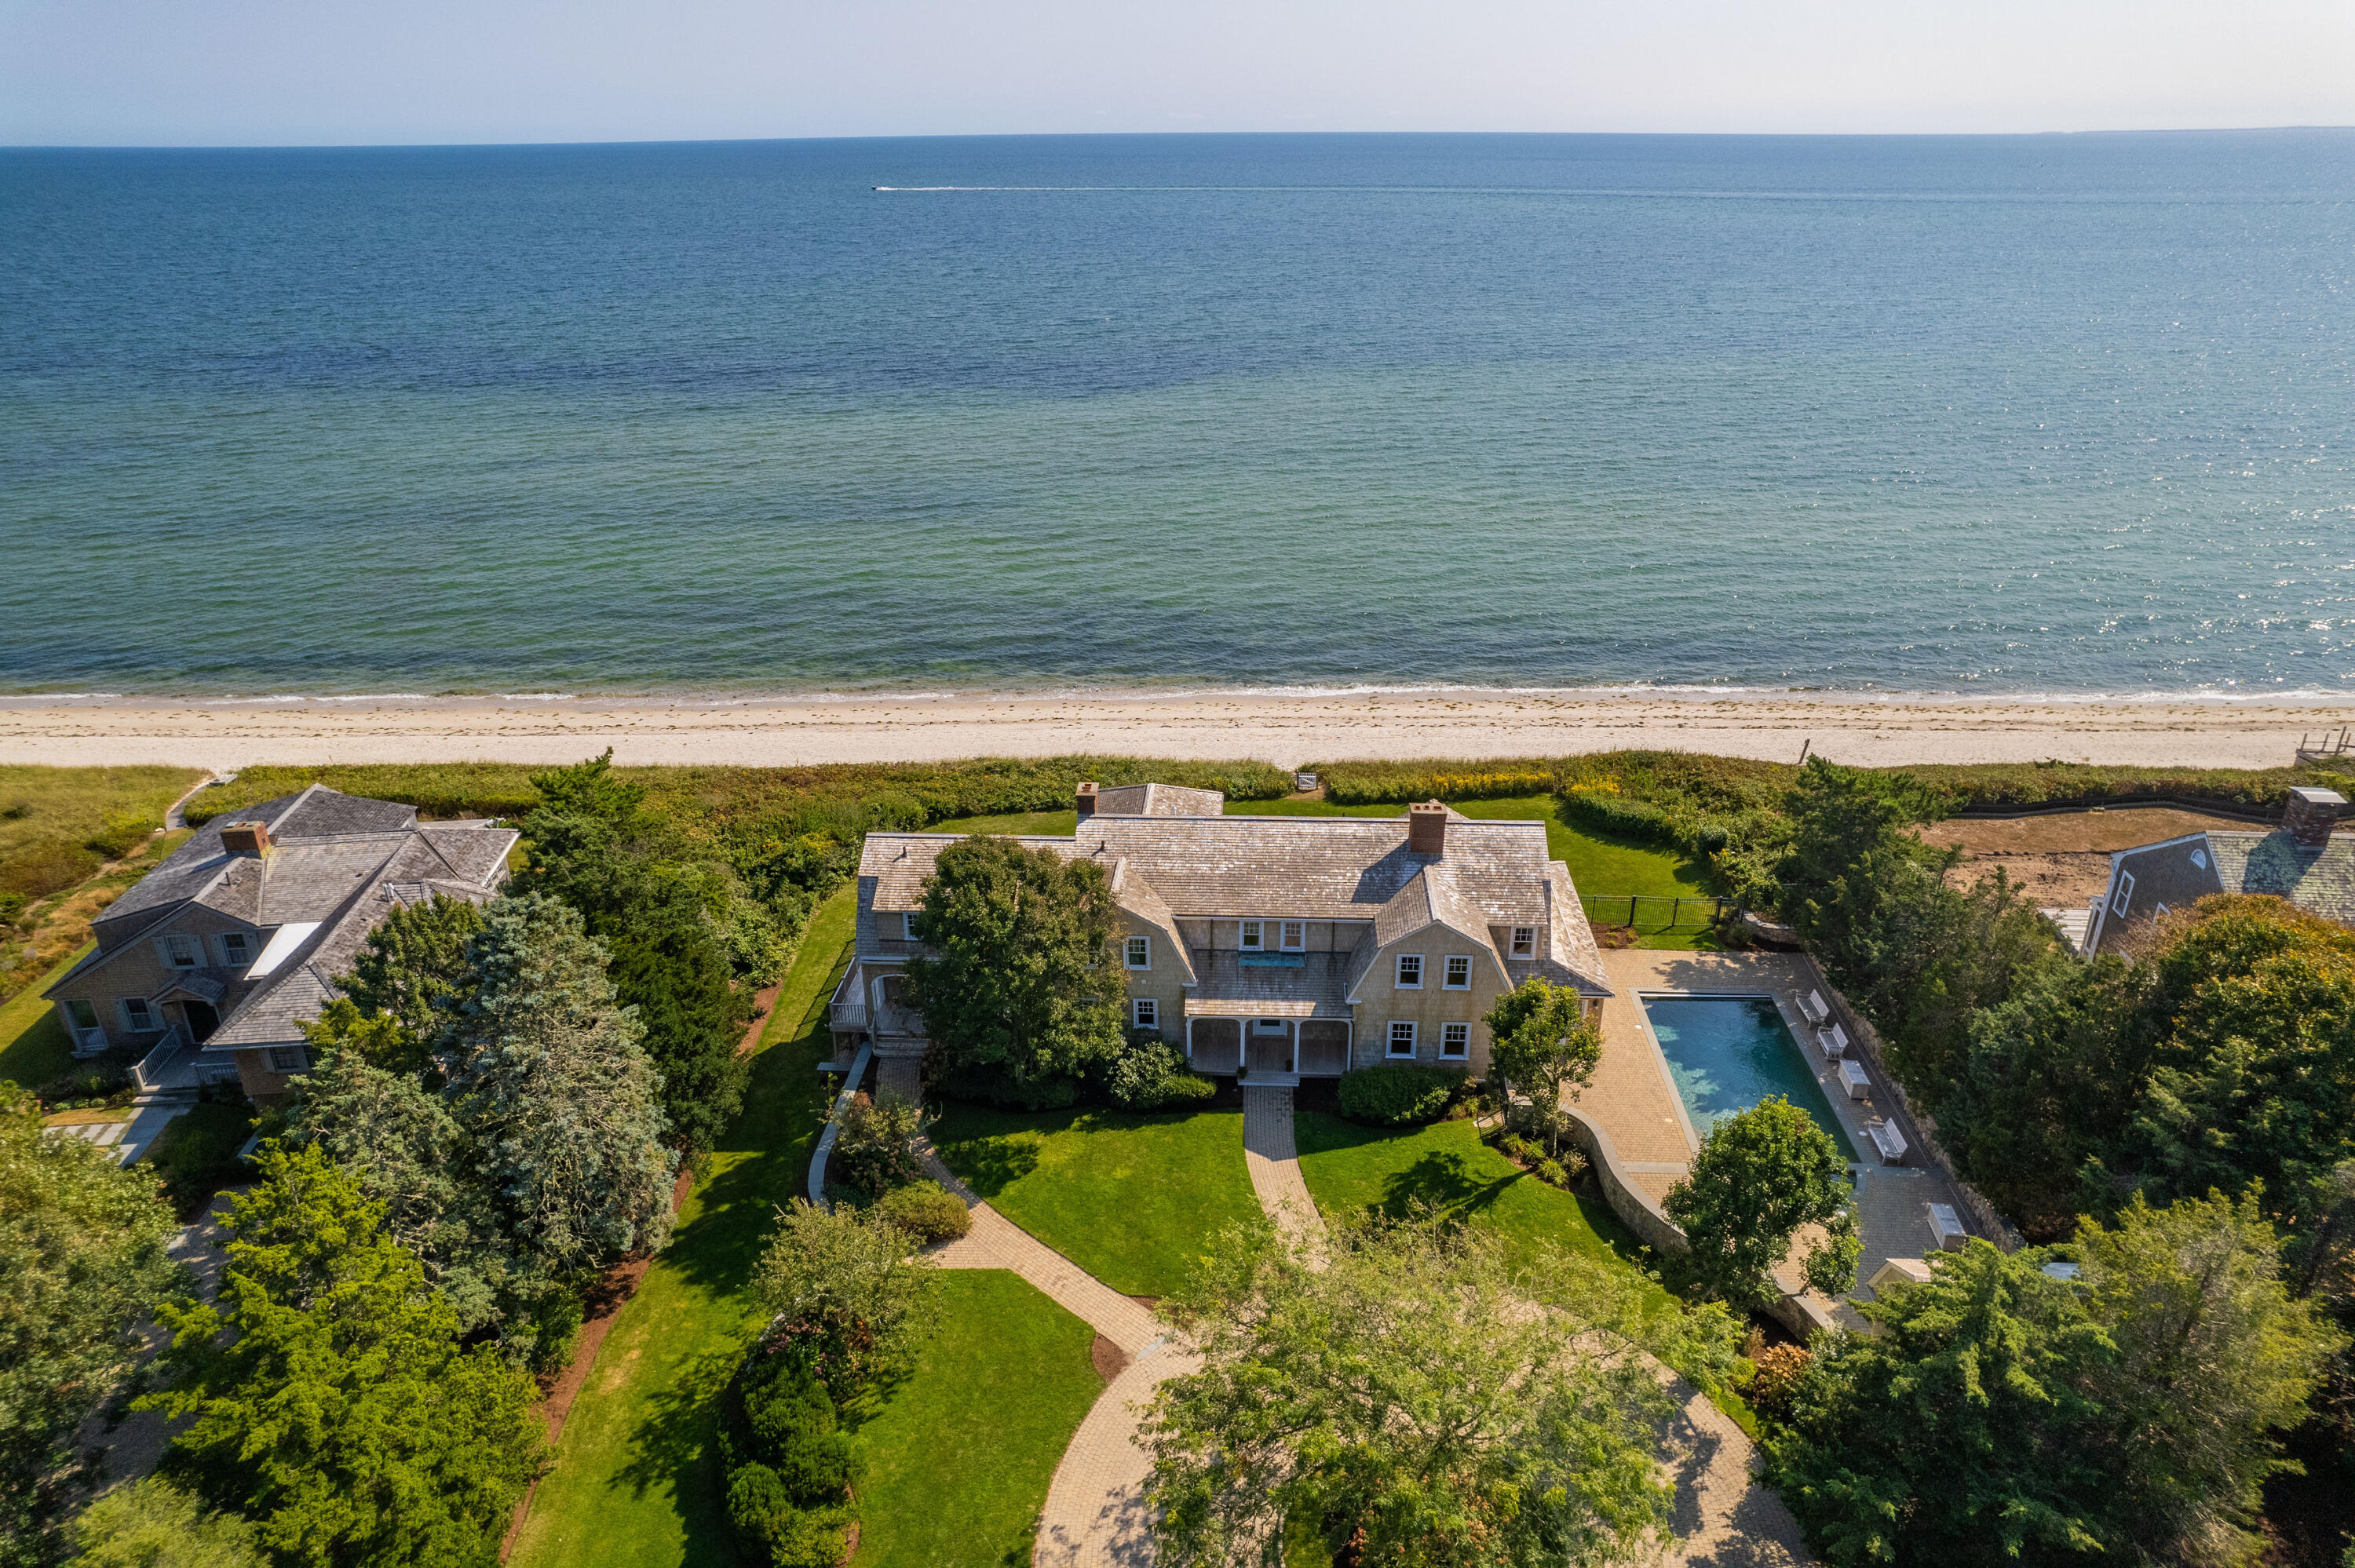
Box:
<box><xmin>1926</xmin><ymin>1202</ymin><xmax>1968</xmax><ymax>1251</ymax></box>
<box><xmin>1802</xmin><ymin>989</ymin><xmax>1831</xmax><ymax>1026</ymax></box>
<box><xmin>1867</xmin><ymin>1118</ymin><xmax>1908</xmax><ymax>1164</ymax></box>
<box><xmin>1839</xmin><ymin>1059</ymin><xmax>1872</xmax><ymax>1099</ymax></box>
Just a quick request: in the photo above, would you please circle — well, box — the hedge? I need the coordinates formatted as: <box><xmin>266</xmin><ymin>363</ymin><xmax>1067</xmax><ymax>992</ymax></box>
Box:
<box><xmin>1335</xmin><ymin>1062</ymin><xmax>1468</xmax><ymax>1126</ymax></box>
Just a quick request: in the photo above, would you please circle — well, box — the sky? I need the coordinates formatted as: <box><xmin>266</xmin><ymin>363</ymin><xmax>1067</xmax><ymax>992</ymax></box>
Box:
<box><xmin>2</xmin><ymin>0</ymin><xmax>2351</xmax><ymax>146</ymax></box>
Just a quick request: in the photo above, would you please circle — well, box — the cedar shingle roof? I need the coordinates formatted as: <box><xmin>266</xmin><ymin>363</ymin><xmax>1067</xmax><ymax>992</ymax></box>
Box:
<box><xmin>1090</xmin><ymin>783</ymin><xmax>1226</xmax><ymax>818</ymax></box>
<box><xmin>2207</xmin><ymin>831</ymin><xmax>2355</xmax><ymax>925</ymax></box>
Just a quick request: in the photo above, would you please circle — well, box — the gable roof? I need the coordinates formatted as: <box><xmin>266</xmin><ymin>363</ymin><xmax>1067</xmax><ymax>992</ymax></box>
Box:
<box><xmin>2207</xmin><ymin>830</ymin><xmax>2355</xmax><ymax>925</ymax></box>
<box><xmin>1090</xmin><ymin>783</ymin><xmax>1226</xmax><ymax>818</ymax></box>
<box><xmin>49</xmin><ymin>785</ymin><xmax>517</xmax><ymax>1051</ymax></box>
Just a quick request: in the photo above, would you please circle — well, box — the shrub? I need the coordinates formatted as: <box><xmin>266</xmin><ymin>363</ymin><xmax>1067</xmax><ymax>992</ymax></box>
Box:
<box><xmin>83</xmin><ymin>810</ymin><xmax>155</xmax><ymax>861</ymax></box>
<box><xmin>932</xmin><ymin>1059</ymin><xmax>1081</xmax><ymax>1110</ymax></box>
<box><xmin>1533</xmin><ymin>1158</ymin><xmax>1568</xmax><ymax>1187</ymax></box>
<box><xmin>1098</xmin><ymin>1030</ymin><xmax>1216</xmax><ymax>1111</ymax></box>
<box><xmin>1334</xmin><ymin>1063</ymin><xmax>1467</xmax><ymax>1127</ymax></box>
<box><xmin>725</xmin><ymin>1465</ymin><xmax>853</xmax><ymax>1568</ymax></box>
<box><xmin>875</xmin><ymin>1180</ymin><xmax>971</xmax><ymax>1244</ymax></box>
<box><xmin>1746</xmin><ymin>1341</ymin><xmax>1812</xmax><ymax>1424</ymax></box>
<box><xmin>827</xmin><ymin>1091</ymin><xmax>922</xmax><ymax>1199</ymax></box>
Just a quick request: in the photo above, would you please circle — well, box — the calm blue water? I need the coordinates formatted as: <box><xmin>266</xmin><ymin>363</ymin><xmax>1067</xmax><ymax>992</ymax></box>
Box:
<box><xmin>5</xmin><ymin>131</ymin><xmax>2353</xmax><ymax>698</ymax></box>
<box><xmin>1643</xmin><ymin>995</ymin><xmax>1859</xmax><ymax>1160</ymax></box>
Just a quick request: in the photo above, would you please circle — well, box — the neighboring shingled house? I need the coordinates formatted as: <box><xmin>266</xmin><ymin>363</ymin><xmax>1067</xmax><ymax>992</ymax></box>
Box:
<box><xmin>2083</xmin><ymin>786</ymin><xmax>2353</xmax><ymax>955</ymax></box>
<box><xmin>831</xmin><ymin>781</ymin><xmax>1612</xmax><ymax>1100</ymax></box>
<box><xmin>44</xmin><ymin>784</ymin><xmax>517</xmax><ymax>1101</ymax></box>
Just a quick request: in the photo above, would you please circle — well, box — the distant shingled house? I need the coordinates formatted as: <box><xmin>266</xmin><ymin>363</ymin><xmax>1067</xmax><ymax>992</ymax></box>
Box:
<box><xmin>830</xmin><ymin>781</ymin><xmax>1612</xmax><ymax>1100</ymax></box>
<box><xmin>2081</xmin><ymin>785</ymin><xmax>2353</xmax><ymax>955</ymax></box>
<box><xmin>44</xmin><ymin>785</ymin><xmax>517</xmax><ymax>1101</ymax></box>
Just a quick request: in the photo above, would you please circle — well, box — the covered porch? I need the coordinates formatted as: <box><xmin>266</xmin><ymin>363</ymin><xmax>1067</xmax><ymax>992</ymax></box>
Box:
<box><xmin>1184</xmin><ymin>1001</ymin><xmax>1351</xmax><ymax>1080</ymax></box>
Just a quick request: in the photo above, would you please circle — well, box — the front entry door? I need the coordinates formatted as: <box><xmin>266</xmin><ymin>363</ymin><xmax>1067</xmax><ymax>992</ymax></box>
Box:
<box><xmin>1246</xmin><ymin>1019</ymin><xmax>1294</xmax><ymax>1074</ymax></box>
<box><xmin>182</xmin><ymin>1001</ymin><xmax>220</xmax><ymax>1042</ymax></box>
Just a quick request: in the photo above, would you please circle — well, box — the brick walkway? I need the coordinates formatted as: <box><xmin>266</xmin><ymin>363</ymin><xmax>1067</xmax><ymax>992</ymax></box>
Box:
<box><xmin>1240</xmin><ymin>1085</ymin><xmax>1326</xmax><ymax>1259</ymax></box>
<box><xmin>920</xmin><ymin>1150</ymin><xmax>1163</xmax><ymax>1354</ymax></box>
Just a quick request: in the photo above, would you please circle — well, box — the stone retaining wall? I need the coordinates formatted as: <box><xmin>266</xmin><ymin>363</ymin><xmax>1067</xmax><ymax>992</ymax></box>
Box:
<box><xmin>1561</xmin><ymin>1104</ymin><xmax>1687</xmax><ymax>1256</ymax></box>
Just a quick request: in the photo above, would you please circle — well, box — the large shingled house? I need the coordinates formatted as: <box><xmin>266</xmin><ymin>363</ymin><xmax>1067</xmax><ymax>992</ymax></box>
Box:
<box><xmin>830</xmin><ymin>781</ymin><xmax>1612</xmax><ymax>1099</ymax></box>
<box><xmin>2081</xmin><ymin>785</ymin><xmax>2352</xmax><ymax>955</ymax></box>
<box><xmin>44</xmin><ymin>784</ymin><xmax>517</xmax><ymax>1101</ymax></box>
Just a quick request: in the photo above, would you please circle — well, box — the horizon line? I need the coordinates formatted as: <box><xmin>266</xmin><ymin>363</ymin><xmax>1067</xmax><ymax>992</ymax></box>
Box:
<box><xmin>6</xmin><ymin>124</ymin><xmax>2355</xmax><ymax>153</ymax></box>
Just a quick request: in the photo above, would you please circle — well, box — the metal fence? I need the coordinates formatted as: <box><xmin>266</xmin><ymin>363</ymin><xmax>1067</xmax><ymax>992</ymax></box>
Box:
<box><xmin>1579</xmin><ymin>894</ymin><xmax>1732</xmax><ymax>931</ymax></box>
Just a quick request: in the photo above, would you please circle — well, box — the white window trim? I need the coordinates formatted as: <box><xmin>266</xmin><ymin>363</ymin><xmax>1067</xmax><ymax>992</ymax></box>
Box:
<box><xmin>1133</xmin><ymin>997</ymin><xmax>1159</xmax><ymax>1029</ymax></box>
<box><xmin>2111</xmin><ymin>870</ymin><xmax>2135</xmax><ymax>917</ymax></box>
<box><xmin>64</xmin><ymin>999</ymin><xmax>100</xmax><ymax>1032</ymax></box>
<box><xmin>1125</xmin><ymin>935</ymin><xmax>1151</xmax><ymax>970</ymax></box>
<box><xmin>1510</xmin><ymin>925</ymin><xmax>1536</xmax><ymax>957</ymax></box>
<box><xmin>216</xmin><ymin>931</ymin><xmax>253</xmax><ymax>968</ymax></box>
<box><xmin>1387</xmin><ymin>1020</ymin><xmax>1418</xmax><ymax>1058</ymax></box>
<box><xmin>901</xmin><ymin>912</ymin><xmax>919</xmax><ymax>940</ymax></box>
<box><xmin>1240</xmin><ymin>919</ymin><xmax>1264</xmax><ymax>951</ymax></box>
<box><xmin>1440</xmin><ymin>1022</ymin><xmax>1471</xmax><ymax>1059</ymax></box>
<box><xmin>1442</xmin><ymin>955</ymin><xmax>1473</xmax><ymax>990</ymax></box>
<box><xmin>1279</xmin><ymin>921</ymin><xmax>1306</xmax><ymax>952</ymax></box>
<box><xmin>1395</xmin><ymin>954</ymin><xmax>1423</xmax><ymax>989</ymax></box>
<box><xmin>119</xmin><ymin>997</ymin><xmax>156</xmax><ymax>1032</ymax></box>
<box><xmin>156</xmin><ymin>932</ymin><xmax>202</xmax><ymax>969</ymax></box>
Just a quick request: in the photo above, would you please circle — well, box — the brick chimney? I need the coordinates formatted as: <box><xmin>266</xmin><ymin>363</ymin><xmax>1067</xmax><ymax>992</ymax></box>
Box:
<box><xmin>219</xmin><ymin>821</ymin><xmax>272</xmax><ymax>857</ymax></box>
<box><xmin>2282</xmin><ymin>786</ymin><xmax>2346</xmax><ymax>850</ymax></box>
<box><xmin>1408</xmin><ymin>801</ymin><xmax>1447</xmax><ymax>855</ymax></box>
<box><xmin>1075</xmin><ymin>782</ymin><xmax>1099</xmax><ymax>819</ymax></box>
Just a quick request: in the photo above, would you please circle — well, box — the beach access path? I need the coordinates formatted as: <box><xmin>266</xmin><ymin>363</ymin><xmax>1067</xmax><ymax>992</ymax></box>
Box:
<box><xmin>2</xmin><ymin>691</ymin><xmax>2344</xmax><ymax>771</ymax></box>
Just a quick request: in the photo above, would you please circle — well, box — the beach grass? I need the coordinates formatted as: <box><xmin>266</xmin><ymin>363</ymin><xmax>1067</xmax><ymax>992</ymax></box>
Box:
<box><xmin>507</xmin><ymin>886</ymin><xmax>857</xmax><ymax>1568</ymax></box>
<box><xmin>847</xmin><ymin>1269</ymin><xmax>1102</xmax><ymax>1568</ymax></box>
<box><xmin>928</xmin><ymin>1102</ymin><xmax>1259</xmax><ymax>1297</ymax></box>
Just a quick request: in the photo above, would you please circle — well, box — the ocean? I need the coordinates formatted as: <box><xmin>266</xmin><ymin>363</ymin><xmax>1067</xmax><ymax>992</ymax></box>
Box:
<box><xmin>3</xmin><ymin>131</ymin><xmax>2353</xmax><ymax>700</ymax></box>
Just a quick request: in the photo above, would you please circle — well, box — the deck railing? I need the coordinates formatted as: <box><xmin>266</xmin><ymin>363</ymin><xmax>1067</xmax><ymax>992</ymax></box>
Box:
<box><xmin>132</xmin><ymin>1026</ymin><xmax>192</xmax><ymax>1093</ymax></box>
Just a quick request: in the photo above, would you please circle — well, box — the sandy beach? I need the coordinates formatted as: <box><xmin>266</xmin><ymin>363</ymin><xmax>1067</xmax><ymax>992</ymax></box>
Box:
<box><xmin>3</xmin><ymin>691</ymin><xmax>2350</xmax><ymax>772</ymax></box>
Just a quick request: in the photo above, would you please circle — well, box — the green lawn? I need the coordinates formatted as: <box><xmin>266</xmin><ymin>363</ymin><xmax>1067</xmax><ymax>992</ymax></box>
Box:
<box><xmin>509</xmin><ymin>887</ymin><xmax>858</xmax><ymax>1568</ymax></box>
<box><xmin>929</xmin><ymin>1103</ymin><xmax>1260</xmax><ymax>1296</ymax></box>
<box><xmin>0</xmin><ymin>946</ymin><xmax>86</xmax><ymax>1092</ymax></box>
<box><xmin>849</xmin><ymin>1269</ymin><xmax>1103</xmax><ymax>1568</ymax></box>
<box><xmin>919</xmin><ymin>808</ymin><xmax>1078</xmax><ymax>837</ymax></box>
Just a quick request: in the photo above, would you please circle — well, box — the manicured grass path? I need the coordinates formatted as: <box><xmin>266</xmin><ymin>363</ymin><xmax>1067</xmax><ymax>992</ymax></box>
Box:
<box><xmin>509</xmin><ymin>890</ymin><xmax>857</xmax><ymax>1568</ymax></box>
<box><xmin>0</xmin><ymin>944</ymin><xmax>93</xmax><ymax>1089</ymax></box>
<box><xmin>849</xmin><ymin>1269</ymin><xmax>1102</xmax><ymax>1567</ymax></box>
<box><xmin>929</xmin><ymin>1102</ymin><xmax>1260</xmax><ymax>1297</ymax></box>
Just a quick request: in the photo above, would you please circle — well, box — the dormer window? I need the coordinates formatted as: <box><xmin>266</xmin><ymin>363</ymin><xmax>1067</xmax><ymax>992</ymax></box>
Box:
<box><xmin>1240</xmin><ymin>921</ymin><xmax>1263</xmax><ymax>951</ymax></box>
<box><xmin>1510</xmin><ymin>926</ymin><xmax>1535</xmax><ymax>958</ymax></box>
<box><xmin>1280</xmin><ymin>921</ymin><xmax>1305</xmax><ymax>951</ymax></box>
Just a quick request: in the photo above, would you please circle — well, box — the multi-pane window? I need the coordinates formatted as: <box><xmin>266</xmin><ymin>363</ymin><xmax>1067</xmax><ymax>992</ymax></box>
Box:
<box><xmin>159</xmin><ymin>933</ymin><xmax>202</xmax><ymax>969</ymax></box>
<box><xmin>1134</xmin><ymin>997</ymin><xmax>1159</xmax><ymax>1029</ymax></box>
<box><xmin>1387</xmin><ymin>1020</ymin><xmax>1418</xmax><ymax>1057</ymax></box>
<box><xmin>1395</xmin><ymin>954</ymin><xmax>1422</xmax><ymax>988</ymax></box>
<box><xmin>267</xmin><ymin>1046</ymin><xmax>308</xmax><ymax>1074</ymax></box>
<box><xmin>1125</xmin><ymin>935</ymin><xmax>1151</xmax><ymax>969</ymax></box>
<box><xmin>218</xmin><ymin>931</ymin><xmax>252</xmax><ymax>967</ymax></box>
<box><xmin>1440</xmin><ymin>1023</ymin><xmax>1470</xmax><ymax>1059</ymax></box>
<box><xmin>1280</xmin><ymin>921</ymin><xmax>1305</xmax><ymax>951</ymax></box>
<box><xmin>120</xmin><ymin>997</ymin><xmax>155</xmax><ymax>1031</ymax></box>
<box><xmin>902</xmin><ymin>912</ymin><xmax>919</xmax><ymax>940</ymax></box>
<box><xmin>2112</xmin><ymin>872</ymin><xmax>2135</xmax><ymax>916</ymax></box>
<box><xmin>1510</xmin><ymin>925</ymin><xmax>1536</xmax><ymax>957</ymax></box>
<box><xmin>1444</xmin><ymin>955</ymin><xmax>1472</xmax><ymax>990</ymax></box>
<box><xmin>1240</xmin><ymin>920</ymin><xmax>1263</xmax><ymax>950</ymax></box>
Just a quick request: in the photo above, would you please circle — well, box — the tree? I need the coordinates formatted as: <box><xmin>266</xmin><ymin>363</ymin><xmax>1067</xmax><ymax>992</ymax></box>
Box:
<box><xmin>904</xmin><ymin>836</ymin><xmax>1126</xmax><ymax>1099</ymax></box>
<box><xmin>2074</xmin><ymin>1191</ymin><xmax>2343</xmax><ymax>1566</ymax></box>
<box><xmin>300</xmin><ymin>998</ymin><xmax>433</xmax><ymax>1085</ymax></box>
<box><xmin>513</xmin><ymin>752</ymin><xmax>749</xmax><ymax>1151</ymax></box>
<box><xmin>1771</xmin><ymin>1242</ymin><xmax>2116</xmax><ymax>1568</ymax></box>
<box><xmin>754</xmin><ymin>1201</ymin><xmax>938</xmax><ymax>1398</ymax></box>
<box><xmin>0</xmin><ymin>1086</ymin><xmax>186</xmax><ymax>1566</ymax></box>
<box><xmin>144</xmin><ymin>1145</ymin><xmax>544</xmax><ymax>1568</ymax></box>
<box><xmin>1482</xmin><ymin>977</ymin><xmax>1602</xmax><ymax>1154</ymax></box>
<box><xmin>1665</xmin><ymin>1098</ymin><xmax>1858</xmax><ymax>1306</ymax></box>
<box><xmin>1937</xmin><ymin>950</ymin><xmax>2148</xmax><ymax>1240</ymax></box>
<box><xmin>339</xmin><ymin>894</ymin><xmax>484</xmax><ymax>1042</ymax></box>
<box><xmin>444</xmin><ymin>893</ymin><xmax>677</xmax><ymax>1277</ymax></box>
<box><xmin>67</xmin><ymin>1478</ymin><xmax>263</xmax><ymax>1568</ymax></box>
<box><xmin>280</xmin><ymin>1047</ymin><xmax>497</xmax><ymax>1332</ymax></box>
<box><xmin>1142</xmin><ymin>1216</ymin><xmax>1681</xmax><ymax>1568</ymax></box>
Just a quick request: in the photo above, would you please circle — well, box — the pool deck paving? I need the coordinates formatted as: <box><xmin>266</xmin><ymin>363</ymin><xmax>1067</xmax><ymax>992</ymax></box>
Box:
<box><xmin>1591</xmin><ymin>950</ymin><xmax>1973</xmax><ymax>1304</ymax></box>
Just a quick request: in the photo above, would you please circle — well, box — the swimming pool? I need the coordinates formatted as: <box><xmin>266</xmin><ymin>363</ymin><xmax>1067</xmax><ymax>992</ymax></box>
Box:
<box><xmin>1640</xmin><ymin>994</ymin><xmax>1860</xmax><ymax>1161</ymax></box>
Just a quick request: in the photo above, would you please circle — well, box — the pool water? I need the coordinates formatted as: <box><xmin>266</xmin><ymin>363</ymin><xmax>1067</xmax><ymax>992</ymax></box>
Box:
<box><xmin>1641</xmin><ymin>995</ymin><xmax>1860</xmax><ymax>1161</ymax></box>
